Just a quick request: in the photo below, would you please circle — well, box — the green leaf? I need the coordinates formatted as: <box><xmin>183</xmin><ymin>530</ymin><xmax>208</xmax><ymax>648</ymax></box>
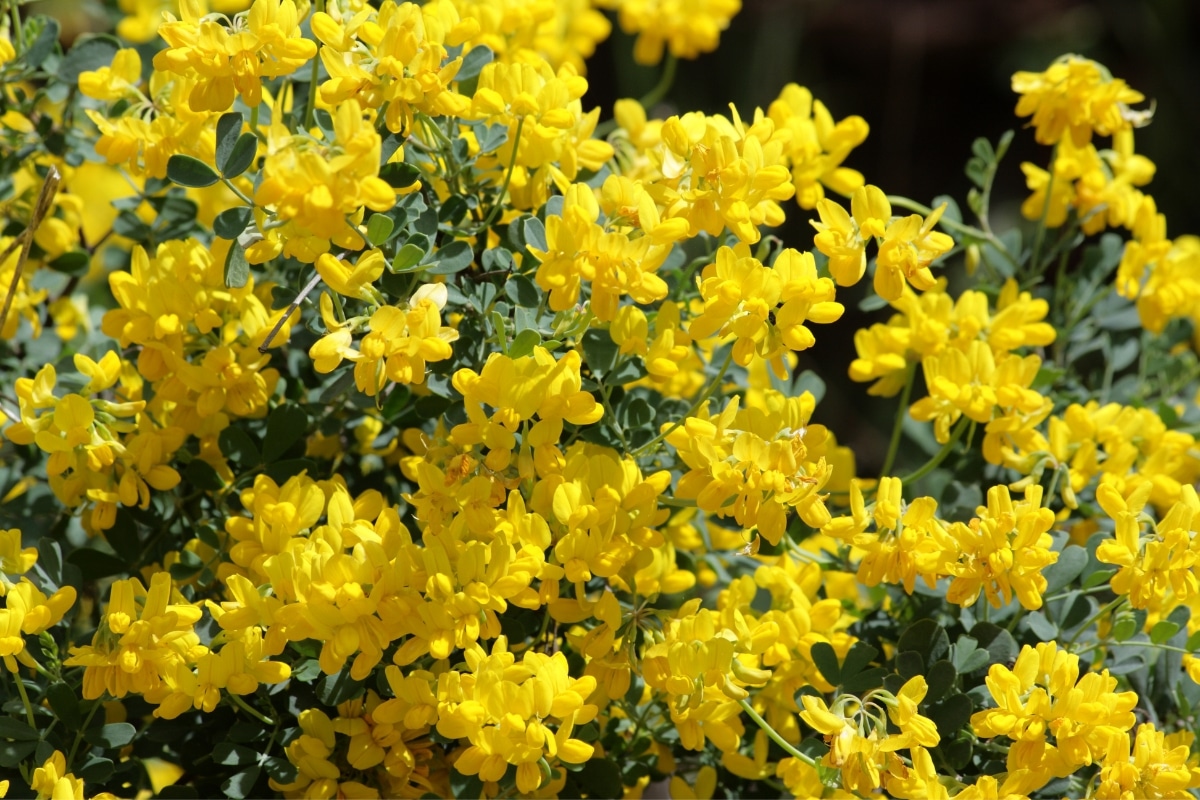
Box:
<box><xmin>77</xmin><ymin>755</ymin><xmax>114</xmax><ymax>783</ymax></box>
<box><xmin>58</xmin><ymin>34</ymin><xmax>121</xmax><ymax>84</ymax></box>
<box><xmin>1026</xmin><ymin>611</ymin><xmax>1059</xmax><ymax>641</ymax></box>
<box><xmin>390</xmin><ymin>242</ymin><xmax>427</xmax><ymax>273</ymax></box>
<box><xmin>578</xmin><ymin>758</ymin><xmax>622</xmax><ymax>800</ymax></box>
<box><xmin>897</xmin><ymin>619</ymin><xmax>949</xmax><ymax>663</ymax></box>
<box><xmin>183</xmin><ymin>458</ymin><xmax>224</xmax><ymax>491</ymax></box>
<box><xmin>839</xmin><ymin>642</ymin><xmax>879</xmax><ymax>680</ymax></box>
<box><xmin>840</xmin><ymin>667</ymin><xmax>887</xmax><ymax>694</ymax></box>
<box><xmin>581</xmin><ymin>329</ymin><xmax>618</xmax><ymax>376</ymax></box>
<box><xmin>366</xmin><ymin>213</ymin><xmax>395</xmax><ymax>247</ymax></box>
<box><xmin>970</xmin><ymin>622</ymin><xmax>1018</xmax><ymax>667</ymax></box>
<box><xmin>456</xmin><ymin>45</ymin><xmax>494</xmax><ymax>83</ymax></box>
<box><xmin>1112</xmin><ymin>615</ymin><xmax>1138</xmax><ymax>642</ymax></box>
<box><xmin>291</xmin><ymin>659</ymin><xmax>322</xmax><ymax>682</ymax></box>
<box><xmin>522</xmin><ymin>216</ymin><xmax>547</xmax><ymax>252</ymax></box>
<box><xmin>509</xmin><ymin>328</ymin><xmax>541</xmax><ymax>359</ymax></box>
<box><xmin>222</xmin><ymin>766</ymin><xmax>261</xmax><ymax>800</ymax></box>
<box><xmin>167</xmin><ymin>154</ymin><xmax>220</xmax><ymax>188</ymax></box>
<box><xmin>809</xmin><ymin>641</ymin><xmax>840</xmax><ymax>685</ymax></box>
<box><xmin>47</xmin><ymin>683</ymin><xmax>81</xmax><ymax>729</ymax></box>
<box><xmin>48</xmin><ymin>250</ymin><xmax>89</xmax><ymax>276</ymax></box>
<box><xmin>224</xmin><ymin>239</ymin><xmax>250</xmax><ymax>288</ymax></box>
<box><xmin>924</xmin><ymin>660</ymin><xmax>957</xmax><ymax>702</ymax></box>
<box><xmin>1043</xmin><ymin>545</ymin><xmax>1088</xmax><ymax>595</ymax></box>
<box><xmin>23</xmin><ymin>17</ymin><xmax>61</xmax><ymax>70</ymax></box>
<box><xmin>262</xmin><ymin>404</ymin><xmax>309</xmax><ymax>463</ymax></box>
<box><xmin>215</xmin><ymin>112</ymin><xmax>244</xmax><ymax>173</ymax></box>
<box><xmin>219</xmin><ymin>426</ymin><xmax>260</xmax><ymax>469</ymax></box>
<box><xmin>214</xmin><ymin>207</ymin><xmax>252</xmax><ymax>240</ymax></box>
<box><xmin>1151</xmin><ymin>620</ymin><xmax>1182</xmax><ymax>645</ymax></box>
<box><xmin>222</xmin><ymin>133</ymin><xmax>258</xmax><ymax>179</ymax></box>
<box><xmin>86</xmin><ymin>722</ymin><xmax>135</xmax><ymax>749</ymax></box>
<box><xmin>1082</xmin><ymin>567</ymin><xmax>1117</xmax><ymax>589</ymax></box>
<box><xmin>0</xmin><ymin>740</ymin><xmax>36</xmax><ymax>767</ymax></box>
<box><xmin>793</xmin><ymin>370</ymin><xmax>826</xmax><ymax>404</ymax></box>
<box><xmin>315</xmin><ymin>669</ymin><xmax>365</xmax><ymax>705</ymax></box>
<box><xmin>214</xmin><ymin>742</ymin><xmax>259</xmax><ymax>767</ymax></box>
<box><xmin>476</xmin><ymin>123</ymin><xmax>508</xmax><ymax>154</ymax></box>
<box><xmin>67</xmin><ymin>548</ymin><xmax>127</xmax><ymax>580</ymax></box>
<box><xmin>380</xmin><ymin>162</ymin><xmax>421</xmax><ymax>189</ymax></box>
<box><xmin>896</xmin><ymin>650</ymin><xmax>924</xmax><ymax>679</ymax></box>
<box><xmin>0</xmin><ymin>717</ymin><xmax>39</xmax><ymax>741</ymax></box>
<box><xmin>504</xmin><ymin>273</ymin><xmax>537</xmax><ymax>307</ymax></box>
<box><xmin>425</xmin><ymin>240</ymin><xmax>474</xmax><ymax>275</ymax></box>
<box><xmin>926</xmin><ymin>694</ymin><xmax>973</xmax><ymax>739</ymax></box>
<box><xmin>263</xmin><ymin>756</ymin><xmax>297</xmax><ymax>785</ymax></box>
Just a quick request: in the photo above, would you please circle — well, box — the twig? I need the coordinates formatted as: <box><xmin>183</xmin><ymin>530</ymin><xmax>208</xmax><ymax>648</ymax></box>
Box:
<box><xmin>0</xmin><ymin>166</ymin><xmax>61</xmax><ymax>335</ymax></box>
<box><xmin>258</xmin><ymin>271</ymin><xmax>322</xmax><ymax>353</ymax></box>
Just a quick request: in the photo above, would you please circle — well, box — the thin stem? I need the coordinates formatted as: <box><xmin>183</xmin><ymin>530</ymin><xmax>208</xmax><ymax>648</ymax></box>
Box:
<box><xmin>8</xmin><ymin>0</ymin><xmax>22</xmax><ymax>57</ymax></box>
<box><xmin>596</xmin><ymin>373</ymin><xmax>630</xmax><ymax>451</ymax></box>
<box><xmin>228</xmin><ymin>691</ymin><xmax>278</xmax><ymax>727</ymax></box>
<box><xmin>1042</xmin><ymin>584</ymin><xmax>1111</xmax><ymax>605</ymax></box>
<box><xmin>1028</xmin><ymin>145</ymin><xmax>1059</xmax><ymax>275</ymax></box>
<box><xmin>639</xmin><ymin>54</ymin><xmax>678</xmax><ymax>109</ymax></box>
<box><xmin>10</xmin><ymin>666</ymin><xmax>35</xmax><ymax>727</ymax></box>
<box><xmin>303</xmin><ymin>0</ymin><xmax>324</xmax><ymax>130</ymax></box>
<box><xmin>632</xmin><ymin>348</ymin><xmax>734</xmax><ymax>458</ymax></box>
<box><xmin>258</xmin><ymin>272</ymin><xmax>322</xmax><ymax>353</ymax></box>
<box><xmin>879</xmin><ymin>361</ymin><xmax>916</xmax><ymax>479</ymax></box>
<box><xmin>249</xmin><ymin>103</ymin><xmax>260</xmax><ymax>135</ymax></box>
<box><xmin>220</xmin><ymin>176</ymin><xmax>255</xmax><ymax>207</ymax></box>
<box><xmin>480</xmin><ymin>116</ymin><xmax>525</xmax><ymax>231</ymax></box>
<box><xmin>897</xmin><ymin>416</ymin><xmax>969</xmax><ymax>485</ymax></box>
<box><xmin>1066</xmin><ymin>596</ymin><xmax>1126</xmax><ymax>649</ymax></box>
<box><xmin>0</xmin><ymin>166</ymin><xmax>60</xmax><ymax>336</ymax></box>
<box><xmin>738</xmin><ymin>698</ymin><xmax>819</xmax><ymax>769</ymax></box>
<box><xmin>887</xmin><ymin>195</ymin><xmax>1020</xmax><ymax>272</ymax></box>
<box><xmin>67</xmin><ymin>701</ymin><xmax>102</xmax><ymax>769</ymax></box>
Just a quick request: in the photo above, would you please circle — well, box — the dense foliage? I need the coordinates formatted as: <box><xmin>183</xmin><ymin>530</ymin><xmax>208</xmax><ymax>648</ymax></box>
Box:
<box><xmin>1</xmin><ymin>1</ymin><xmax>1199</xmax><ymax>798</ymax></box>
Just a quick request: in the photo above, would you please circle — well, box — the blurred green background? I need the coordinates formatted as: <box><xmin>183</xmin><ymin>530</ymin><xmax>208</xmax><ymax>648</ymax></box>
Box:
<box><xmin>589</xmin><ymin>0</ymin><xmax>1200</xmax><ymax>472</ymax></box>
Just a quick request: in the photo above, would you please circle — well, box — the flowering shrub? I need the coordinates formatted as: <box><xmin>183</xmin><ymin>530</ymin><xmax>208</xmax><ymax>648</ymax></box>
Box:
<box><xmin>0</xmin><ymin>2</ymin><xmax>1199</xmax><ymax>799</ymax></box>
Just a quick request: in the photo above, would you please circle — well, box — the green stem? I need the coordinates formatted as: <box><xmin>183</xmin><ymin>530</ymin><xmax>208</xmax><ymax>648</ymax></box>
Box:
<box><xmin>1066</xmin><ymin>596</ymin><xmax>1126</xmax><ymax>649</ymax></box>
<box><xmin>596</xmin><ymin>373</ymin><xmax>630</xmax><ymax>451</ymax></box>
<box><xmin>887</xmin><ymin>195</ymin><xmax>1020</xmax><ymax>272</ymax></box>
<box><xmin>249</xmin><ymin>103</ymin><xmax>260</xmax><ymax>136</ymax></box>
<box><xmin>1042</xmin><ymin>584</ymin><xmax>1111</xmax><ymax>605</ymax></box>
<box><xmin>1028</xmin><ymin>145</ymin><xmax>1059</xmax><ymax>275</ymax></box>
<box><xmin>228</xmin><ymin>692</ymin><xmax>278</xmax><ymax>727</ymax></box>
<box><xmin>67</xmin><ymin>701</ymin><xmax>102</xmax><ymax>769</ymax></box>
<box><xmin>879</xmin><ymin>361</ymin><xmax>916</xmax><ymax>479</ymax></box>
<box><xmin>639</xmin><ymin>54</ymin><xmax>678</xmax><ymax>109</ymax></box>
<box><xmin>303</xmin><ymin>35</ymin><xmax>320</xmax><ymax>131</ymax></box>
<box><xmin>897</xmin><ymin>416</ymin><xmax>969</xmax><ymax>485</ymax></box>
<box><xmin>480</xmin><ymin>116</ymin><xmax>525</xmax><ymax>231</ymax></box>
<box><xmin>632</xmin><ymin>348</ymin><xmax>734</xmax><ymax>458</ymax></box>
<box><xmin>8</xmin><ymin>0</ymin><xmax>22</xmax><ymax>57</ymax></box>
<box><xmin>738</xmin><ymin>698</ymin><xmax>819</xmax><ymax>769</ymax></box>
<box><xmin>10</xmin><ymin>667</ymin><xmax>35</xmax><ymax>728</ymax></box>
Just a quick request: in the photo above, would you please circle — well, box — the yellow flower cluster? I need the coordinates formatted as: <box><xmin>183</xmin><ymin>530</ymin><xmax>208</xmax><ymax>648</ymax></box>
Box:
<box><xmin>972</xmin><ymin>642</ymin><xmax>1138</xmax><ymax>795</ymax></box>
<box><xmin>812</xmin><ymin>184</ymin><xmax>955</xmax><ymax>301</ymax></box>
<box><xmin>667</xmin><ymin>390</ymin><xmax>837</xmax><ymax>546</ymax></box>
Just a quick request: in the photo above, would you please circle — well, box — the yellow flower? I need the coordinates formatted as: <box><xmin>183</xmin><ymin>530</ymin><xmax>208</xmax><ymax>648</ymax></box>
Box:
<box><xmin>155</xmin><ymin>0</ymin><xmax>317</xmax><ymax>111</ymax></box>
<box><xmin>595</xmin><ymin>0</ymin><xmax>741</xmax><ymax>65</ymax></box>
<box><xmin>1012</xmin><ymin>55</ymin><xmax>1147</xmax><ymax>147</ymax></box>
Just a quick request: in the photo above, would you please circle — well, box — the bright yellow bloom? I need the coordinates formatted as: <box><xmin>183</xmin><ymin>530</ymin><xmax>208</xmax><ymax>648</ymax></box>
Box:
<box><xmin>155</xmin><ymin>0</ymin><xmax>317</xmax><ymax>111</ymax></box>
<box><xmin>972</xmin><ymin>642</ymin><xmax>1137</xmax><ymax>794</ymax></box>
<box><xmin>1012</xmin><ymin>55</ymin><xmax>1147</xmax><ymax>147</ymax></box>
<box><xmin>595</xmin><ymin>0</ymin><xmax>741</xmax><ymax>65</ymax></box>
<box><xmin>944</xmin><ymin>485</ymin><xmax>1058</xmax><ymax>610</ymax></box>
